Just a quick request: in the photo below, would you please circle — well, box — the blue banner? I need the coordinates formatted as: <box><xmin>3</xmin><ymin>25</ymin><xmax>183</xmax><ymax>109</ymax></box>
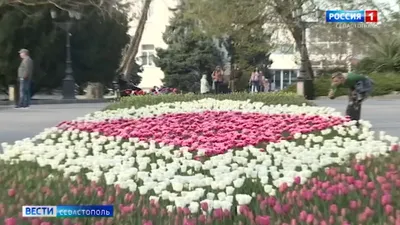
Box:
<box><xmin>326</xmin><ymin>10</ymin><xmax>365</xmax><ymax>23</ymax></box>
<box><xmin>56</xmin><ymin>205</ymin><xmax>113</xmax><ymax>217</ymax></box>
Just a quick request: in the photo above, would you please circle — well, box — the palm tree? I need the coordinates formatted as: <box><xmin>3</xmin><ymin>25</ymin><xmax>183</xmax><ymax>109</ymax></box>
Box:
<box><xmin>358</xmin><ymin>35</ymin><xmax>400</xmax><ymax>73</ymax></box>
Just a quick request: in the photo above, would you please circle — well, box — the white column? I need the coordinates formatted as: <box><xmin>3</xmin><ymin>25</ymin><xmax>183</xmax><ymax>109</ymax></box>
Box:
<box><xmin>280</xmin><ymin>70</ymin><xmax>284</xmax><ymax>90</ymax></box>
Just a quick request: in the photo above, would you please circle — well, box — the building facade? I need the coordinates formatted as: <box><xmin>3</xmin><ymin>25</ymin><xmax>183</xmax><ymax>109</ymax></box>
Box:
<box><xmin>269</xmin><ymin>25</ymin><xmax>352</xmax><ymax>90</ymax></box>
<box><xmin>129</xmin><ymin>1</ymin><xmax>354</xmax><ymax>91</ymax></box>
<box><xmin>129</xmin><ymin>0</ymin><xmax>178</xmax><ymax>90</ymax></box>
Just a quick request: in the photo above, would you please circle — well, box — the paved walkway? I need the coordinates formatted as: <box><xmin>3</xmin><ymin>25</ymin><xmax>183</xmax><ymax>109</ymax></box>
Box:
<box><xmin>1</xmin><ymin>99</ymin><xmax>399</xmax><ymax>153</ymax></box>
<box><xmin>314</xmin><ymin>99</ymin><xmax>400</xmax><ymax>137</ymax></box>
<box><xmin>0</xmin><ymin>103</ymin><xmax>108</xmax><ymax>152</ymax></box>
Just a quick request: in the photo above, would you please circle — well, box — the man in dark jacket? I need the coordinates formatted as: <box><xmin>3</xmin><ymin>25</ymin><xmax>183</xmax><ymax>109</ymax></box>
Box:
<box><xmin>229</xmin><ymin>64</ymin><xmax>242</xmax><ymax>92</ymax></box>
<box><xmin>16</xmin><ymin>49</ymin><xmax>33</xmax><ymax>108</ymax></box>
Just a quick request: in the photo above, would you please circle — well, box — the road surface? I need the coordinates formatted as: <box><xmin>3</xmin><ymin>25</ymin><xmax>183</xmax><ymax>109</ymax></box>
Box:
<box><xmin>0</xmin><ymin>103</ymin><xmax>108</xmax><ymax>151</ymax></box>
<box><xmin>314</xmin><ymin>99</ymin><xmax>400</xmax><ymax>137</ymax></box>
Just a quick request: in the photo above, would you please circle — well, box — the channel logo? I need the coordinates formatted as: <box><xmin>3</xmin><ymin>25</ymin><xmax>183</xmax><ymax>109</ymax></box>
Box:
<box><xmin>326</xmin><ymin>10</ymin><xmax>378</xmax><ymax>23</ymax></box>
<box><xmin>22</xmin><ymin>205</ymin><xmax>114</xmax><ymax>218</ymax></box>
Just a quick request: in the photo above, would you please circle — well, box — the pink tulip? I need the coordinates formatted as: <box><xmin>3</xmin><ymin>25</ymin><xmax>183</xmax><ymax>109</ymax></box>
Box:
<box><xmin>279</xmin><ymin>183</ymin><xmax>289</xmax><ymax>193</ymax></box>
<box><xmin>213</xmin><ymin>208</ymin><xmax>223</xmax><ymax>220</ymax></box>
<box><xmin>381</xmin><ymin>194</ymin><xmax>392</xmax><ymax>205</ymax></box>
<box><xmin>329</xmin><ymin>204</ymin><xmax>338</xmax><ymax>214</ymax></box>
<box><xmin>40</xmin><ymin>222</ymin><xmax>51</xmax><ymax>225</ymax></box>
<box><xmin>299</xmin><ymin>211</ymin><xmax>307</xmax><ymax>221</ymax></box>
<box><xmin>31</xmin><ymin>219</ymin><xmax>41</xmax><ymax>225</ymax></box>
<box><xmin>349</xmin><ymin>201</ymin><xmax>358</xmax><ymax>209</ymax></box>
<box><xmin>255</xmin><ymin>215</ymin><xmax>270</xmax><ymax>225</ymax></box>
<box><xmin>198</xmin><ymin>215</ymin><xmax>206</xmax><ymax>223</ymax></box>
<box><xmin>200</xmin><ymin>202</ymin><xmax>208</xmax><ymax>211</ymax></box>
<box><xmin>385</xmin><ymin>205</ymin><xmax>394</xmax><ymax>215</ymax></box>
<box><xmin>305</xmin><ymin>214</ymin><xmax>314</xmax><ymax>224</ymax></box>
<box><xmin>5</xmin><ymin>218</ymin><xmax>17</xmax><ymax>225</ymax></box>
<box><xmin>124</xmin><ymin>193</ymin><xmax>134</xmax><ymax>202</ymax></box>
<box><xmin>142</xmin><ymin>221</ymin><xmax>153</xmax><ymax>225</ymax></box>
<box><xmin>60</xmin><ymin>112</ymin><xmax>345</xmax><ymax>156</ymax></box>
<box><xmin>319</xmin><ymin>221</ymin><xmax>328</xmax><ymax>225</ymax></box>
<box><xmin>7</xmin><ymin>189</ymin><xmax>16</xmax><ymax>197</ymax></box>
<box><xmin>62</xmin><ymin>219</ymin><xmax>72</xmax><ymax>225</ymax></box>
<box><xmin>294</xmin><ymin>176</ymin><xmax>301</xmax><ymax>184</ymax></box>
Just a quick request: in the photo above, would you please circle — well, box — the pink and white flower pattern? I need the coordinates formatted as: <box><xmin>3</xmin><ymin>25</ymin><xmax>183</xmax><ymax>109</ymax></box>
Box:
<box><xmin>1</xmin><ymin>99</ymin><xmax>398</xmax><ymax>211</ymax></box>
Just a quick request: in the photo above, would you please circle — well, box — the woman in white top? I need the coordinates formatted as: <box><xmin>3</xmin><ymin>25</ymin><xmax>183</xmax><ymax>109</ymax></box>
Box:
<box><xmin>200</xmin><ymin>74</ymin><xmax>211</xmax><ymax>94</ymax></box>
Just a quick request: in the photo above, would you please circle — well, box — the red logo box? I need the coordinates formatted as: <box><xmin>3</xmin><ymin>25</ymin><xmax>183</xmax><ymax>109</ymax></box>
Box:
<box><xmin>365</xmin><ymin>10</ymin><xmax>378</xmax><ymax>23</ymax></box>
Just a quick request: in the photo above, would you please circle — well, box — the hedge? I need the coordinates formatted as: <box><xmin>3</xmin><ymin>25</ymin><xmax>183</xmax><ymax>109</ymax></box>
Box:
<box><xmin>105</xmin><ymin>92</ymin><xmax>314</xmax><ymax>110</ymax></box>
<box><xmin>285</xmin><ymin>72</ymin><xmax>400</xmax><ymax>97</ymax></box>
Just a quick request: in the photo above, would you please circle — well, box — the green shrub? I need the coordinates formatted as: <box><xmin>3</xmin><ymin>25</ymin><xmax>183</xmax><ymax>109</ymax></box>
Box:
<box><xmin>106</xmin><ymin>92</ymin><xmax>313</xmax><ymax>110</ymax></box>
<box><xmin>285</xmin><ymin>72</ymin><xmax>400</xmax><ymax>97</ymax></box>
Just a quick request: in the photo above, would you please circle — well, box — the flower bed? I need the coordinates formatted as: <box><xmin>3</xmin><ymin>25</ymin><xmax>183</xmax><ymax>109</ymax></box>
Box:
<box><xmin>1</xmin><ymin>98</ymin><xmax>399</xmax><ymax>225</ymax></box>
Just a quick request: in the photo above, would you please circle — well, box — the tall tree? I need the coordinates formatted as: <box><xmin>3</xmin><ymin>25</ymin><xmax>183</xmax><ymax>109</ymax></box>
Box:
<box><xmin>184</xmin><ymin>0</ymin><xmax>273</xmax><ymax>82</ymax></box>
<box><xmin>118</xmin><ymin>0</ymin><xmax>152</xmax><ymax>81</ymax></box>
<box><xmin>154</xmin><ymin>5</ymin><xmax>223</xmax><ymax>93</ymax></box>
<box><xmin>184</xmin><ymin>0</ymin><xmax>398</xmax><ymax>78</ymax></box>
<box><xmin>0</xmin><ymin>5</ymin><xmax>129</xmax><ymax>94</ymax></box>
<box><xmin>0</xmin><ymin>0</ymin><xmax>118</xmax><ymax>14</ymax></box>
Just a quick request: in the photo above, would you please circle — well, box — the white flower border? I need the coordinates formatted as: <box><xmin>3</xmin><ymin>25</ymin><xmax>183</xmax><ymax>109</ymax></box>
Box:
<box><xmin>1</xmin><ymin>99</ymin><xmax>398</xmax><ymax>213</ymax></box>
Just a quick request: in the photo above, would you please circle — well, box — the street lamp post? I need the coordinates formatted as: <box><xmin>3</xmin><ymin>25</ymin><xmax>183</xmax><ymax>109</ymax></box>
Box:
<box><xmin>293</xmin><ymin>8</ymin><xmax>322</xmax><ymax>100</ymax></box>
<box><xmin>50</xmin><ymin>9</ymin><xmax>82</xmax><ymax>99</ymax></box>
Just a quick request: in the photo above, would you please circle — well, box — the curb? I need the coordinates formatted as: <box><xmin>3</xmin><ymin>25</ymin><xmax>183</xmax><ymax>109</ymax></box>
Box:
<box><xmin>0</xmin><ymin>98</ymin><xmax>115</xmax><ymax>106</ymax></box>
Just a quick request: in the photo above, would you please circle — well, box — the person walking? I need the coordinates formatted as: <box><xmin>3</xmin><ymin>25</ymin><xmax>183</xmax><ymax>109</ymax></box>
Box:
<box><xmin>257</xmin><ymin>69</ymin><xmax>264</xmax><ymax>92</ymax></box>
<box><xmin>229</xmin><ymin>64</ymin><xmax>242</xmax><ymax>92</ymax></box>
<box><xmin>212</xmin><ymin>66</ymin><xmax>224</xmax><ymax>94</ymax></box>
<box><xmin>200</xmin><ymin>74</ymin><xmax>210</xmax><ymax>94</ymax></box>
<box><xmin>262</xmin><ymin>77</ymin><xmax>269</xmax><ymax>92</ymax></box>
<box><xmin>16</xmin><ymin>49</ymin><xmax>33</xmax><ymax>108</ymax></box>
<box><xmin>249</xmin><ymin>68</ymin><xmax>260</xmax><ymax>93</ymax></box>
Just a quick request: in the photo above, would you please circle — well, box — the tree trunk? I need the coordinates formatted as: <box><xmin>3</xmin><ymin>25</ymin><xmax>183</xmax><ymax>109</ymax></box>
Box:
<box><xmin>119</xmin><ymin>0</ymin><xmax>152</xmax><ymax>79</ymax></box>
<box><xmin>291</xmin><ymin>26</ymin><xmax>314</xmax><ymax>79</ymax></box>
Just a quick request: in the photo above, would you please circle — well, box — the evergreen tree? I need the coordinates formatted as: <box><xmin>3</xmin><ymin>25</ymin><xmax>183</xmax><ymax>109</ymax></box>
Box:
<box><xmin>0</xmin><ymin>5</ymin><xmax>129</xmax><ymax>95</ymax></box>
<box><xmin>154</xmin><ymin>6</ymin><xmax>223</xmax><ymax>93</ymax></box>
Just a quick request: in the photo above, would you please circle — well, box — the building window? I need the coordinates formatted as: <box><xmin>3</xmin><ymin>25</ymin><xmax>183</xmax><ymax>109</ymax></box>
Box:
<box><xmin>141</xmin><ymin>44</ymin><xmax>155</xmax><ymax>66</ymax></box>
<box><xmin>276</xmin><ymin>44</ymin><xmax>295</xmax><ymax>54</ymax></box>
